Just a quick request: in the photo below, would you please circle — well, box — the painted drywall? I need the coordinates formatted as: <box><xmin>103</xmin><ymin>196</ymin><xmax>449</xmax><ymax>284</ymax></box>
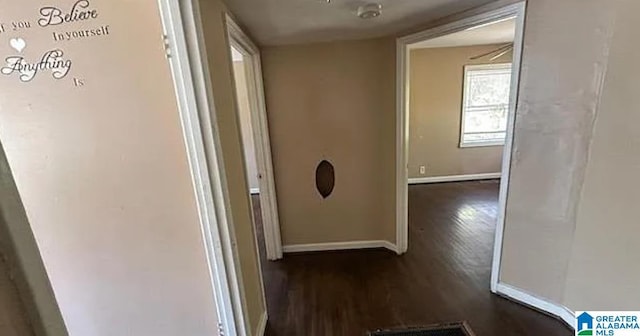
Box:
<box><xmin>403</xmin><ymin>0</ymin><xmax>640</xmax><ymax>317</ymax></box>
<box><xmin>399</xmin><ymin>0</ymin><xmax>521</xmax><ymax>38</ymax></box>
<box><xmin>196</xmin><ymin>0</ymin><xmax>266</xmax><ymax>334</ymax></box>
<box><xmin>408</xmin><ymin>45</ymin><xmax>511</xmax><ymax>178</ymax></box>
<box><xmin>233</xmin><ymin>59</ymin><xmax>260</xmax><ymax>192</ymax></box>
<box><xmin>262</xmin><ymin>38</ymin><xmax>397</xmax><ymax>245</ymax></box>
<box><xmin>0</xmin><ymin>142</ymin><xmax>66</xmax><ymax>336</ymax></box>
<box><xmin>0</xmin><ymin>1</ymin><xmax>219</xmax><ymax>335</ymax></box>
<box><xmin>0</xmin><ymin>189</ymin><xmax>34</xmax><ymax>336</ymax></box>
<box><xmin>563</xmin><ymin>0</ymin><xmax>640</xmax><ymax>310</ymax></box>
<box><xmin>0</xmin><ymin>250</ymin><xmax>33</xmax><ymax>336</ymax></box>
<box><xmin>254</xmin><ymin>0</ymin><xmax>631</xmax><ymax>315</ymax></box>
<box><xmin>499</xmin><ymin>0</ymin><xmax>618</xmax><ymax>303</ymax></box>
<box><xmin>187</xmin><ymin>0</ymin><xmax>640</xmax><ymax>329</ymax></box>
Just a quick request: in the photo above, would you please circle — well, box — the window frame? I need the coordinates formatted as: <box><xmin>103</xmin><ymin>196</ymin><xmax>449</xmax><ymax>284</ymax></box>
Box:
<box><xmin>460</xmin><ymin>62</ymin><xmax>513</xmax><ymax>148</ymax></box>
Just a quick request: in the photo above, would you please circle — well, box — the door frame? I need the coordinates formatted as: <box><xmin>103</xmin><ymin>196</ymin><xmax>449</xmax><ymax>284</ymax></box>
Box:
<box><xmin>395</xmin><ymin>2</ymin><xmax>527</xmax><ymax>293</ymax></box>
<box><xmin>226</xmin><ymin>15</ymin><xmax>284</xmax><ymax>261</ymax></box>
<box><xmin>157</xmin><ymin>1</ymin><xmax>247</xmax><ymax>335</ymax></box>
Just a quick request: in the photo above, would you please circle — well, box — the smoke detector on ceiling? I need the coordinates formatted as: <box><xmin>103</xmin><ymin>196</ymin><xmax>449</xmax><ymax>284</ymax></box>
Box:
<box><xmin>357</xmin><ymin>3</ymin><xmax>382</xmax><ymax>19</ymax></box>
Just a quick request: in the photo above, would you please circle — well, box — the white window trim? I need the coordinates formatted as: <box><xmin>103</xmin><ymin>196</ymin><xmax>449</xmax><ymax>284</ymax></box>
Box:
<box><xmin>460</xmin><ymin>62</ymin><xmax>512</xmax><ymax>148</ymax></box>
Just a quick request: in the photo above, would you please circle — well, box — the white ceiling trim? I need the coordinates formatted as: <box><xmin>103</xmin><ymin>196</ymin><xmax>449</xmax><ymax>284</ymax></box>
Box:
<box><xmin>231</xmin><ymin>46</ymin><xmax>243</xmax><ymax>62</ymax></box>
<box><xmin>409</xmin><ymin>17</ymin><xmax>516</xmax><ymax>49</ymax></box>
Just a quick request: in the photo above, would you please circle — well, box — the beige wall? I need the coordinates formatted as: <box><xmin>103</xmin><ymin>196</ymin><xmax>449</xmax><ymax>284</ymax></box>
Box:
<box><xmin>233</xmin><ymin>60</ymin><xmax>260</xmax><ymax>191</ymax></box>
<box><xmin>0</xmin><ymin>200</ymin><xmax>33</xmax><ymax>336</ymax></box>
<box><xmin>191</xmin><ymin>0</ymin><xmax>640</xmax><ymax>325</ymax></box>
<box><xmin>0</xmin><ymin>1</ymin><xmax>219</xmax><ymax>335</ymax></box>
<box><xmin>259</xmin><ymin>0</ymin><xmax>638</xmax><ymax>315</ymax></box>
<box><xmin>194</xmin><ymin>0</ymin><xmax>640</xmax><ymax>326</ymax></box>
<box><xmin>0</xmin><ymin>141</ymin><xmax>66</xmax><ymax>336</ymax></box>
<box><xmin>409</xmin><ymin>45</ymin><xmax>511</xmax><ymax>178</ymax></box>
<box><xmin>499</xmin><ymin>0</ymin><xmax>618</xmax><ymax>304</ymax></box>
<box><xmin>196</xmin><ymin>1</ymin><xmax>266</xmax><ymax>334</ymax></box>
<box><xmin>563</xmin><ymin>0</ymin><xmax>639</xmax><ymax>310</ymax></box>
<box><xmin>262</xmin><ymin>38</ymin><xmax>397</xmax><ymax>245</ymax></box>
<box><xmin>399</xmin><ymin>0</ymin><xmax>638</xmax><ymax>315</ymax></box>
<box><xmin>0</xmin><ymin>252</ymin><xmax>32</xmax><ymax>336</ymax></box>
<box><xmin>406</xmin><ymin>0</ymin><xmax>640</xmax><ymax>315</ymax></box>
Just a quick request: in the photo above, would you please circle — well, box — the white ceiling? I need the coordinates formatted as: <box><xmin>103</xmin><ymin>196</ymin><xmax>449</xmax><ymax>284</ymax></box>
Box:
<box><xmin>409</xmin><ymin>17</ymin><xmax>515</xmax><ymax>49</ymax></box>
<box><xmin>225</xmin><ymin>0</ymin><xmax>496</xmax><ymax>46</ymax></box>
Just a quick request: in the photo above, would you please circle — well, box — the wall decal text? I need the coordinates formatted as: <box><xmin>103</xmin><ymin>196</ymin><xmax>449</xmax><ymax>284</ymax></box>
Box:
<box><xmin>1</xmin><ymin>49</ymin><xmax>72</xmax><ymax>82</ymax></box>
<box><xmin>12</xmin><ymin>21</ymin><xmax>32</xmax><ymax>30</ymax></box>
<box><xmin>10</xmin><ymin>38</ymin><xmax>26</xmax><ymax>53</ymax></box>
<box><xmin>1</xmin><ymin>0</ymin><xmax>109</xmax><ymax>84</ymax></box>
<box><xmin>38</xmin><ymin>0</ymin><xmax>99</xmax><ymax>27</ymax></box>
<box><xmin>1</xmin><ymin>21</ymin><xmax>35</xmax><ymax>34</ymax></box>
<box><xmin>52</xmin><ymin>25</ymin><xmax>110</xmax><ymax>42</ymax></box>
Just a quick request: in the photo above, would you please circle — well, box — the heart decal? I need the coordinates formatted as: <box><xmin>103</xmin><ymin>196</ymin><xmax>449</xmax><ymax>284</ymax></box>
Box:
<box><xmin>10</xmin><ymin>38</ymin><xmax>26</xmax><ymax>53</ymax></box>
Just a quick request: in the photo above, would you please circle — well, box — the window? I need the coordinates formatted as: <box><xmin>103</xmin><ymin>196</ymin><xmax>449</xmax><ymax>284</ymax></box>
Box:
<box><xmin>460</xmin><ymin>63</ymin><xmax>512</xmax><ymax>147</ymax></box>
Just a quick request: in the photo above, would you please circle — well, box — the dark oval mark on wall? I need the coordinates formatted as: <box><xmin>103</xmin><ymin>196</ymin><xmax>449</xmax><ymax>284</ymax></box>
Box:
<box><xmin>316</xmin><ymin>160</ymin><xmax>335</xmax><ymax>199</ymax></box>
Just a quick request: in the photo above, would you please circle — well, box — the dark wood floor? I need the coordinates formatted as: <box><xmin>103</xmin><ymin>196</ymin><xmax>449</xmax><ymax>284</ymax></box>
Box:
<box><xmin>252</xmin><ymin>181</ymin><xmax>571</xmax><ymax>336</ymax></box>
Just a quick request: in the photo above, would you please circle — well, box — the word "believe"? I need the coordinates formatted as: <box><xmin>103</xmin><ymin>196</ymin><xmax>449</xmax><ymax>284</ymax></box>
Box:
<box><xmin>38</xmin><ymin>0</ymin><xmax>98</xmax><ymax>27</ymax></box>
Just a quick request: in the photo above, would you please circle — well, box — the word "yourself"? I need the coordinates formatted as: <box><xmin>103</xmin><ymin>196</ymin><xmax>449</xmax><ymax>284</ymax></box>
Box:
<box><xmin>38</xmin><ymin>0</ymin><xmax>98</xmax><ymax>27</ymax></box>
<box><xmin>1</xmin><ymin>50</ymin><xmax>72</xmax><ymax>82</ymax></box>
<box><xmin>53</xmin><ymin>25</ymin><xmax>110</xmax><ymax>41</ymax></box>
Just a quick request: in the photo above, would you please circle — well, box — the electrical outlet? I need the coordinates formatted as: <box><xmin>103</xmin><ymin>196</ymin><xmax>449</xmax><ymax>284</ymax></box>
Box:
<box><xmin>419</xmin><ymin>165</ymin><xmax>426</xmax><ymax>175</ymax></box>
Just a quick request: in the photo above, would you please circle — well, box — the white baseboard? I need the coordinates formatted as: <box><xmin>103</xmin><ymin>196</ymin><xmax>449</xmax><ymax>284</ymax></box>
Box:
<box><xmin>495</xmin><ymin>283</ymin><xmax>575</xmax><ymax>330</ymax></box>
<box><xmin>408</xmin><ymin>173</ymin><xmax>501</xmax><ymax>185</ymax></box>
<box><xmin>283</xmin><ymin>240</ymin><xmax>397</xmax><ymax>254</ymax></box>
<box><xmin>249</xmin><ymin>188</ymin><xmax>260</xmax><ymax>194</ymax></box>
<box><xmin>255</xmin><ymin>311</ymin><xmax>267</xmax><ymax>336</ymax></box>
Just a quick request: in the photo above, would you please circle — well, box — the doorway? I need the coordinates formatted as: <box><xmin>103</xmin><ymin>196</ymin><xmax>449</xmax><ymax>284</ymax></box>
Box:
<box><xmin>226</xmin><ymin>16</ymin><xmax>283</xmax><ymax>262</ymax></box>
<box><xmin>231</xmin><ymin>45</ymin><xmax>260</xmax><ymax>196</ymax></box>
<box><xmin>396</xmin><ymin>2</ymin><xmax>526</xmax><ymax>293</ymax></box>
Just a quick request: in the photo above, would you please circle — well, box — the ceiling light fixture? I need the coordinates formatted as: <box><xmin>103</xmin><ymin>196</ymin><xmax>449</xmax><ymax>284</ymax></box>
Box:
<box><xmin>357</xmin><ymin>3</ymin><xmax>382</xmax><ymax>19</ymax></box>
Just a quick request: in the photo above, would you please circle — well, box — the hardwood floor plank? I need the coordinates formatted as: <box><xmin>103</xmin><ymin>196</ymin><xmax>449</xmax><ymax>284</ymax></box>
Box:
<box><xmin>252</xmin><ymin>181</ymin><xmax>571</xmax><ymax>336</ymax></box>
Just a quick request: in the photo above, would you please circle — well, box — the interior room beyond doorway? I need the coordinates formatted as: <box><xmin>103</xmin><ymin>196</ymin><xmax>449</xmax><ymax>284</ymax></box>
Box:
<box><xmin>232</xmin><ymin>46</ymin><xmax>261</xmax><ymax>196</ymax></box>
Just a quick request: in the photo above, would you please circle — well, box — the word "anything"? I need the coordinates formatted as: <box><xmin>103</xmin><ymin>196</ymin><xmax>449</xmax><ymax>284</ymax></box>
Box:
<box><xmin>1</xmin><ymin>50</ymin><xmax>72</xmax><ymax>82</ymax></box>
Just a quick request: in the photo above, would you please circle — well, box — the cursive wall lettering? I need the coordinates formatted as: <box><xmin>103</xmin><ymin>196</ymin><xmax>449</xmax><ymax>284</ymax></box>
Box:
<box><xmin>1</xmin><ymin>50</ymin><xmax>72</xmax><ymax>82</ymax></box>
<box><xmin>39</xmin><ymin>0</ymin><xmax>99</xmax><ymax>27</ymax></box>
